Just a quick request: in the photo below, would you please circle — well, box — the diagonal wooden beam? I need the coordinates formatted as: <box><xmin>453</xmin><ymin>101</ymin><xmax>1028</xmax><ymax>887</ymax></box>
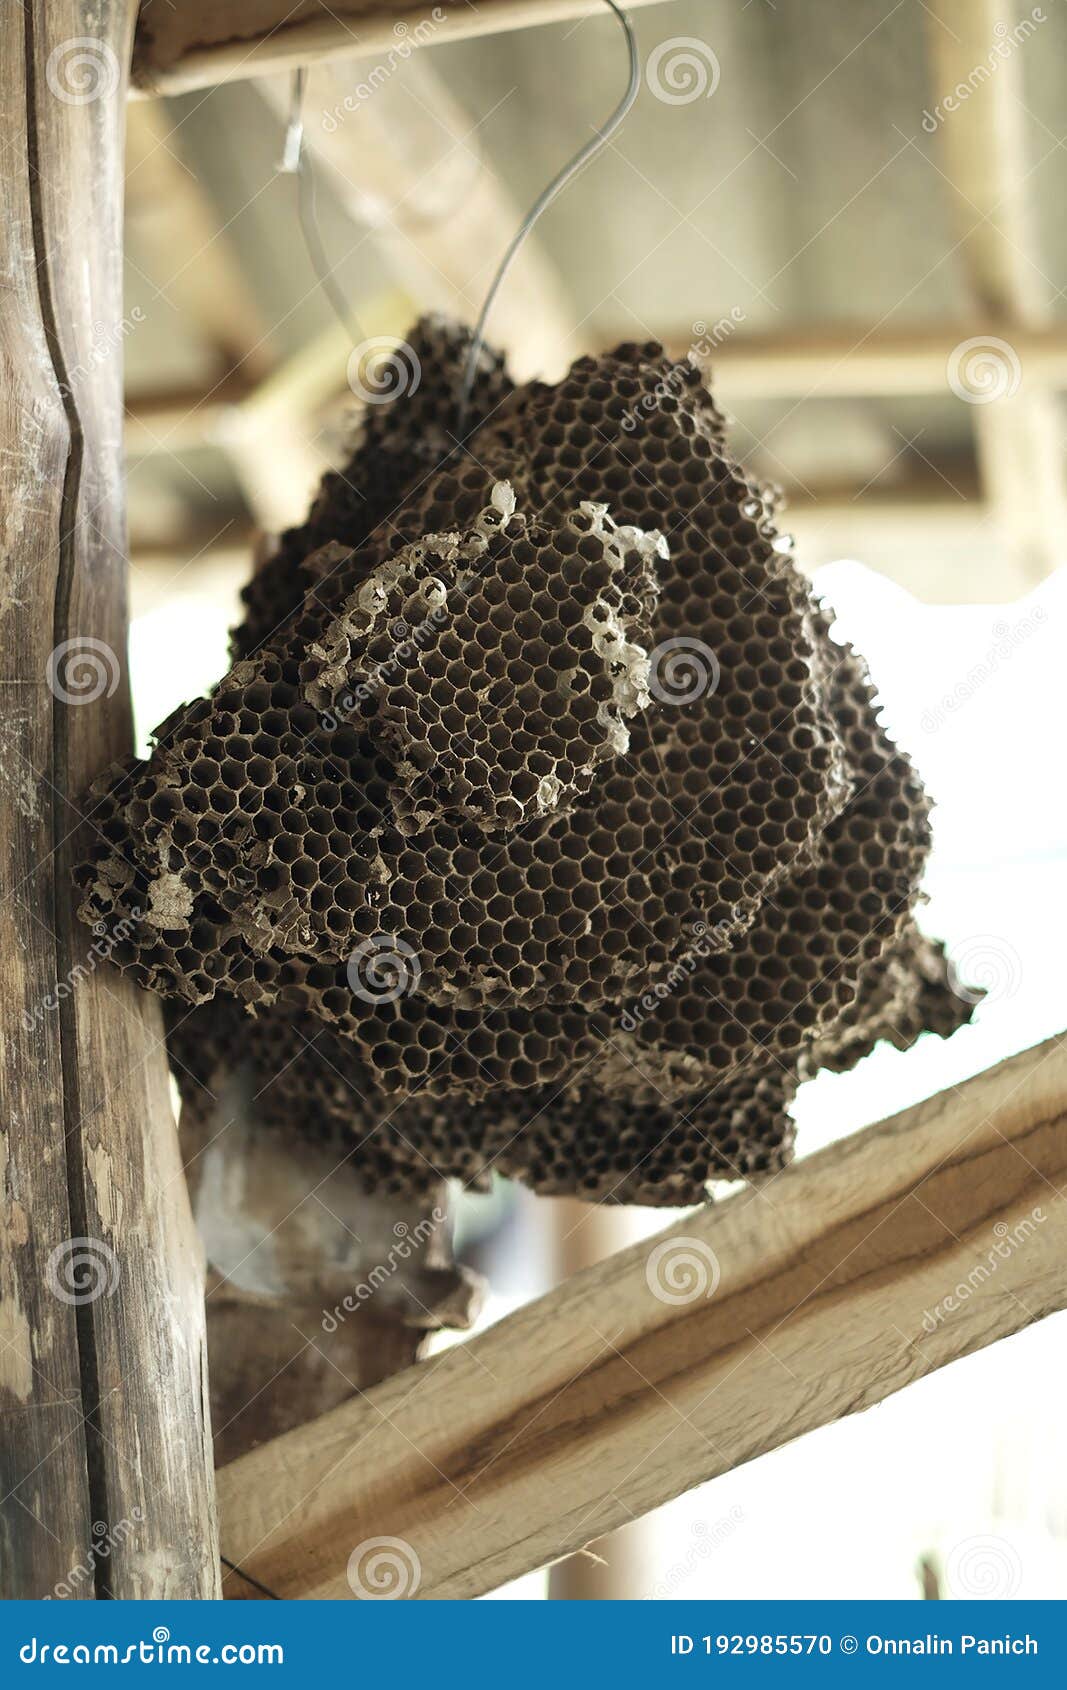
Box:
<box><xmin>258</xmin><ymin>57</ymin><xmax>573</xmax><ymax>381</ymax></box>
<box><xmin>218</xmin><ymin>1030</ymin><xmax>1067</xmax><ymax>1600</ymax></box>
<box><xmin>132</xmin><ymin>0</ymin><xmax>673</xmax><ymax>98</ymax></box>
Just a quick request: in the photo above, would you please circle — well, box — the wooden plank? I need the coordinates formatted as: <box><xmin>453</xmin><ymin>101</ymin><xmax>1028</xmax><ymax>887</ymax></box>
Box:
<box><xmin>924</xmin><ymin>0</ymin><xmax>1067</xmax><ymax>587</ymax></box>
<box><xmin>0</xmin><ymin>0</ymin><xmax>218</xmax><ymax>1597</ymax></box>
<box><xmin>218</xmin><ymin>1031</ymin><xmax>1067</xmax><ymax>1599</ymax></box>
<box><xmin>132</xmin><ymin>0</ymin><xmax>671</xmax><ymax>97</ymax></box>
<box><xmin>124</xmin><ymin>324</ymin><xmax>1067</xmax><ymax>459</ymax></box>
<box><xmin>675</xmin><ymin>323</ymin><xmax>1067</xmax><ymax>400</ymax></box>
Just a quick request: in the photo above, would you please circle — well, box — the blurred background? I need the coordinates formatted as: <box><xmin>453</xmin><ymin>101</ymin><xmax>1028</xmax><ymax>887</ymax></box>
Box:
<box><xmin>124</xmin><ymin>0</ymin><xmax>1066</xmax><ymax>1599</ymax></box>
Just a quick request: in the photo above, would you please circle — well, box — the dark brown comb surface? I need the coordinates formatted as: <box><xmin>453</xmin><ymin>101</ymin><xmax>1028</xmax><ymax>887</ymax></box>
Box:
<box><xmin>77</xmin><ymin>316</ymin><xmax>976</xmax><ymax>1205</ymax></box>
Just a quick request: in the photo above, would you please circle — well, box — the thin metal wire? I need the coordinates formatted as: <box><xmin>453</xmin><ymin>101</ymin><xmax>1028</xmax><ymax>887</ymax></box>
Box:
<box><xmin>279</xmin><ymin>7</ymin><xmax>639</xmax><ymax>435</ymax></box>
<box><xmin>455</xmin><ymin>0</ymin><xmax>640</xmax><ymax>441</ymax></box>
<box><xmin>281</xmin><ymin>66</ymin><xmax>367</xmax><ymax>349</ymax></box>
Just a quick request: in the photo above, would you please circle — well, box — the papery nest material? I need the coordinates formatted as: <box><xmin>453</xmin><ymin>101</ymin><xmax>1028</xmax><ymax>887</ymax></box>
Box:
<box><xmin>77</xmin><ymin>317</ymin><xmax>978</xmax><ymax>1205</ymax></box>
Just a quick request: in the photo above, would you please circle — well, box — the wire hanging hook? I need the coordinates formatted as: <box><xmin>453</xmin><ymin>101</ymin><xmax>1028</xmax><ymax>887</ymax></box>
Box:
<box><xmin>280</xmin><ymin>65</ymin><xmax>367</xmax><ymax>350</ymax></box>
<box><xmin>455</xmin><ymin>0</ymin><xmax>640</xmax><ymax>442</ymax></box>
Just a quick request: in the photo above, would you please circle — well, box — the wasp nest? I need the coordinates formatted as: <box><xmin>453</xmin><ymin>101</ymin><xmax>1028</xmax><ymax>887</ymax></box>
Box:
<box><xmin>77</xmin><ymin>317</ymin><xmax>976</xmax><ymax>1205</ymax></box>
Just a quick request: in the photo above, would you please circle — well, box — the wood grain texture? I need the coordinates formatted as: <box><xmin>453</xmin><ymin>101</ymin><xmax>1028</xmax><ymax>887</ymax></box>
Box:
<box><xmin>218</xmin><ymin>1031</ymin><xmax>1067</xmax><ymax>1599</ymax></box>
<box><xmin>131</xmin><ymin>0</ymin><xmax>671</xmax><ymax>96</ymax></box>
<box><xmin>0</xmin><ymin>0</ymin><xmax>218</xmax><ymax>1597</ymax></box>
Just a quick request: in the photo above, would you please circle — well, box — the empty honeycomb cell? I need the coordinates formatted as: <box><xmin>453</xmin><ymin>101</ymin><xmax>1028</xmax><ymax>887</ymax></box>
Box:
<box><xmin>76</xmin><ymin>314</ymin><xmax>979</xmax><ymax>1206</ymax></box>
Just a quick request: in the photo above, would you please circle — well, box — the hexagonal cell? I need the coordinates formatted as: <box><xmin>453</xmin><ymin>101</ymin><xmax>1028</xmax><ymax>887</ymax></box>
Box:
<box><xmin>76</xmin><ymin>316</ymin><xmax>977</xmax><ymax>1207</ymax></box>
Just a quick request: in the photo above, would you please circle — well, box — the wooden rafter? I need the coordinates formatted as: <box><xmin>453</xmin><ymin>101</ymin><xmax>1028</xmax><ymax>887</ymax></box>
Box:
<box><xmin>217</xmin><ymin>1031</ymin><xmax>1067</xmax><ymax>1600</ymax></box>
<box><xmin>924</xmin><ymin>0</ymin><xmax>1067</xmax><ymax>587</ymax></box>
<box><xmin>131</xmin><ymin>0</ymin><xmax>672</xmax><ymax>98</ymax></box>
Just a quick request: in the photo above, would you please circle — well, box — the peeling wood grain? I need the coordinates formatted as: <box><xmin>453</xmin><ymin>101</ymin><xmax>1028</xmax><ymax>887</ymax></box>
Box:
<box><xmin>0</xmin><ymin>0</ymin><xmax>219</xmax><ymax>1598</ymax></box>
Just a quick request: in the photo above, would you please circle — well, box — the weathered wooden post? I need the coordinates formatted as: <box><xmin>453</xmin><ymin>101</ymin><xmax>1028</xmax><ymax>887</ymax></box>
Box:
<box><xmin>0</xmin><ymin>0</ymin><xmax>219</xmax><ymax>1597</ymax></box>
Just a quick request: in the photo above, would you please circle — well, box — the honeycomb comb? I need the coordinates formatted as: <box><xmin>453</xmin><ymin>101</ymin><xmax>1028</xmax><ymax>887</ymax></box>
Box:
<box><xmin>77</xmin><ymin>317</ymin><xmax>977</xmax><ymax>1205</ymax></box>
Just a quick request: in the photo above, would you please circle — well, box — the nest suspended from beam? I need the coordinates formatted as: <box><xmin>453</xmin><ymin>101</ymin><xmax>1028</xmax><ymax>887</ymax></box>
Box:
<box><xmin>77</xmin><ymin>317</ymin><xmax>977</xmax><ymax>1205</ymax></box>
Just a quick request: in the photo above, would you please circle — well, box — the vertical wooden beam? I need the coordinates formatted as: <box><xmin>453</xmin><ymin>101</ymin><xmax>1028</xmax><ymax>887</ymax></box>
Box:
<box><xmin>0</xmin><ymin>0</ymin><xmax>219</xmax><ymax>1597</ymax></box>
<box><xmin>925</xmin><ymin>0</ymin><xmax>1067</xmax><ymax>586</ymax></box>
<box><xmin>547</xmin><ymin>1200</ymin><xmax>650</xmax><ymax>1600</ymax></box>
